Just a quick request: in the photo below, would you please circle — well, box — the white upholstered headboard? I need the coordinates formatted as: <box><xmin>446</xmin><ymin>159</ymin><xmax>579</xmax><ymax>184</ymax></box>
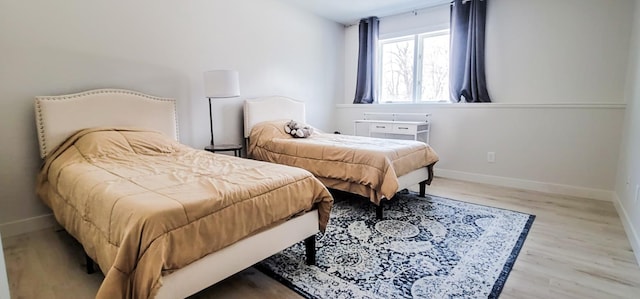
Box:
<box><xmin>243</xmin><ymin>96</ymin><xmax>305</xmax><ymax>138</ymax></box>
<box><xmin>35</xmin><ymin>89</ymin><xmax>179</xmax><ymax>158</ymax></box>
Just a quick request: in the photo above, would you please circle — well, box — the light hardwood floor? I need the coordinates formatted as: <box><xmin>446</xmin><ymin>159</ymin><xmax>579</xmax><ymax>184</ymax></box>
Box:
<box><xmin>3</xmin><ymin>177</ymin><xmax>640</xmax><ymax>298</ymax></box>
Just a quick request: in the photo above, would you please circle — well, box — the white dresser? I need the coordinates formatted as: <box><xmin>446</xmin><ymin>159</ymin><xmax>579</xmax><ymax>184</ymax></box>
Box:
<box><xmin>354</xmin><ymin>113</ymin><xmax>431</xmax><ymax>144</ymax></box>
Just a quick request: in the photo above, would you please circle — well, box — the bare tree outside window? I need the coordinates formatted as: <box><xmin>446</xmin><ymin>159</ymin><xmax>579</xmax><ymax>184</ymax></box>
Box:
<box><xmin>380</xmin><ymin>39</ymin><xmax>414</xmax><ymax>102</ymax></box>
<box><xmin>420</xmin><ymin>34</ymin><xmax>449</xmax><ymax>102</ymax></box>
<box><xmin>378</xmin><ymin>30</ymin><xmax>450</xmax><ymax>103</ymax></box>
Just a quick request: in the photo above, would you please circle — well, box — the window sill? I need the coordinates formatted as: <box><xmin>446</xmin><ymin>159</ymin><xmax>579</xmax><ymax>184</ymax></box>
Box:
<box><xmin>336</xmin><ymin>102</ymin><xmax>626</xmax><ymax>109</ymax></box>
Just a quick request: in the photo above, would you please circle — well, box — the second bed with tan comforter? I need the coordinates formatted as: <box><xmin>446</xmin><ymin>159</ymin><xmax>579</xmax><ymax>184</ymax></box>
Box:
<box><xmin>248</xmin><ymin>120</ymin><xmax>439</xmax><ymax>205</ymax></box>
<box><xmin>36</xmin><ymin>128</ymin><xmax>333</xmax><ymax>299</ymax></box>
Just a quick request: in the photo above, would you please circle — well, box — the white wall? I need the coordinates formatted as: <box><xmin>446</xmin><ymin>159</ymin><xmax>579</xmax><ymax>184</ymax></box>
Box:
<box><xmin>615</xmin><ymin>0</ymin><xmax>640</xmax><ymax>265</ymax></box>
<box><xmin>337</xmin><ymin>0</ymin><xmax>632</xmax><ymax>198</ymax></box>
<box><xmin>486</xmin><ymin>0</ymin><xmax>632</xmax><ymax>104</ymax></box>
<box><xmin>0</xmin><ymin>0</ymin><xmax>344</xmax><ymax>236</ymax></box>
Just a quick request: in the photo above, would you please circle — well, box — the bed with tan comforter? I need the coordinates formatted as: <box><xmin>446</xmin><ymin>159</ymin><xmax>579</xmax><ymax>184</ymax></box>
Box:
<box><xmin>36</xmin><ymin>128</ymin><xmax>333</xmax><ymax>298</ymax></box>
<box><xmin>248</xmin><ymin>120</ymin><xmax>439</xmax><ymax>205</ymax></box>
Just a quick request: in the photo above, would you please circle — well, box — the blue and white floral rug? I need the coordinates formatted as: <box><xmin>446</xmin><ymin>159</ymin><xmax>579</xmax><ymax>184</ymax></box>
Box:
<box><xmin>257</xmin><ymin>192</ymin><xmax>535</xmax><ymax>299</ymax></box>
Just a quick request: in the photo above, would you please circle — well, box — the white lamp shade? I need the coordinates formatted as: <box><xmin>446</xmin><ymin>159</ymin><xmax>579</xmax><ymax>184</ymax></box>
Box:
<box><xmin>203</xmin><ymin>70</ymin><xmax>240</xmax><ymax>98</ymax></box>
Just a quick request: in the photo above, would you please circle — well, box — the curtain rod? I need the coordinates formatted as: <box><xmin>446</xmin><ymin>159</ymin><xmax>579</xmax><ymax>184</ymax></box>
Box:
<box><xmin>344</xmin><ymin>1</ymin><xmax>450</xmax><ymax>28</ymax></box>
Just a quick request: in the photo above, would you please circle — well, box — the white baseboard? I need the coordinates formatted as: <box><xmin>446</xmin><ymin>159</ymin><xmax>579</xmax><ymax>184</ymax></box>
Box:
<box><xmin>434</xmin><ymin>168</ymin><xmax>614</xmax><ymax>201</ymax></box>
<box><xmin>0</xmin><ymin>214</ymin><xmax>57</xmax><ymax>238</ymax></box>
<box><xmin>612</xmin><ymin>193</ymin><xmax>640</xmax><ymax>267</ymax></box>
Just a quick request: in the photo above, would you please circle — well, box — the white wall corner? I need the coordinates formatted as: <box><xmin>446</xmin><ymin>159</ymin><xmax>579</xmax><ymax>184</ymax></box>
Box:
<box><xmin>0</xmin><ymin>214</ymin><xmax>58</xmax><ymax>238</ymax></box>
<box><xmin>612</xmin><ymin>193</ymin><xmax>640</xmax><ymax>267</ymax></box>
<box><xmin>434</xmin><ymin>168</ymin><xmax>614</xmax><ymax>202</ymax></box>
<box><xmin>0</xmin><ymin>236</ymin><xmax>10</xmax><ymax>299</ymax></box>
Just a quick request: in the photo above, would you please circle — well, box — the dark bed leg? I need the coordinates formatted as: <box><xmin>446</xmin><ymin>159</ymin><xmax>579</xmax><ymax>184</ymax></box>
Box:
<box><xmin>85</xmin><ymin>252</ymin><xmax>96</xmax><ymax>274</ymax></box>
<box><xmin>419</xmin><ymin>163</ymin><xmax>436</xmax><ymax>197</ymax></box>
<box><xmin>376</xmin><ymin>201</ymin><xmax>384</xmax><ymax>220</ymax></box>
<box><xmin>419</xmin><ymin>181</ymin><xmax>427</xmax><ymax>197</ymax></box>
<box><xmin>426</xmin><ymin>163</ymin><xmax>435</xmax><ymax>185</ymax></box>
<box><xmin>305</xmin><ymin>236</ymin><xmax>316</xmax><ymax>266</ymax></box>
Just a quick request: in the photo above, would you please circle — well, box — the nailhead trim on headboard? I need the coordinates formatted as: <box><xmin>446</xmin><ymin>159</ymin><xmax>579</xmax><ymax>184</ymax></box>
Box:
<box><xmin>34</xmin><ymin>99</ymin><xmax>47</xmax><ymax>155</ymax></box>
<box><xmin>35</xmin><ymin>89</ymin><xmax>180</xmax><ymax>158</ymax></box>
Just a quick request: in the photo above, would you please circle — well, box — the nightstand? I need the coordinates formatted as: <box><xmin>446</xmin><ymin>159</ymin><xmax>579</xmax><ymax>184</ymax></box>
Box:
<box><xmin>204</xmin><ymin>144</ymin><xmax>243</xmax><ymax>157</ymax></box>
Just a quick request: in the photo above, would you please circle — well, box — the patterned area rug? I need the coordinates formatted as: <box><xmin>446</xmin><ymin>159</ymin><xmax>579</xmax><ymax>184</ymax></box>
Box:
<box><xmin>257</xmin><ymin>192</ymin><xmax>535</xmax><ymax>299</ymax></box>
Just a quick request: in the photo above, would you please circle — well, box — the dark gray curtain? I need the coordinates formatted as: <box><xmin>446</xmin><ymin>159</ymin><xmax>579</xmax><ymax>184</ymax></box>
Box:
<box><xmin>450</xmin><ymin>0</ymin><xmax>491</xmax><ymax>103</ymax></box>
<box><xmin>353</xmin><ymin>17</ymin><xmax>379</xmax><ymax>104</ymax></box>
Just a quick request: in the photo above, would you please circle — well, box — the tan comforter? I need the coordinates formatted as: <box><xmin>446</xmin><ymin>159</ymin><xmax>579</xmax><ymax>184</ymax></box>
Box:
<box><xmin>248</xmin><ymin>120</ymin><xmax>439</xmax><ymax>204</ymax></box>
<box><xmin>36</xmin><ymin>128</ymin><xmax>333</xmax><ymax>299</ymax></box>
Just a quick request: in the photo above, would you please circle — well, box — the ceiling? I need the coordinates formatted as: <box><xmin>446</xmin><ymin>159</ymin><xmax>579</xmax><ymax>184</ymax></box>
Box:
<box><xmin>279</xmin><ymin>0</ymin><xmax>450</xmax><ymax>25</ymax></box>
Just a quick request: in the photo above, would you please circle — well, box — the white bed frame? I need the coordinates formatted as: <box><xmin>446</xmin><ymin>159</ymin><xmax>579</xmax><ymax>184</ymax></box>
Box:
<box><xmin>243</xmin><ymin>96</ymin><xmax>434</xmax><ymax>218</ymax></box>
<box><xmin>35</xmin><ymin>89</ymin><xmax>319</xmax><ymax>298</ymax></box>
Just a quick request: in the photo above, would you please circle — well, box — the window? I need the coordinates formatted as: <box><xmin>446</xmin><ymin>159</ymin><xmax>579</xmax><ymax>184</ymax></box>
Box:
<box><xmin>379</xmin><ymin>30</ymin><xmax>450</xmax><ymax>103</ymax></box>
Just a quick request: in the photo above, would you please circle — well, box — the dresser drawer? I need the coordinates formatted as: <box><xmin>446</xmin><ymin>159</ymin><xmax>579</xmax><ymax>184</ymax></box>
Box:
<box><xmin>392</xmin><ymin>124</ymin><xmax>417</xmax><ymax>135</ymax></box>
<box><xmin>370</xmin><ymin>123</ymin><xmax>393</xmax><ymax>133</ymax></box>
<box><xmin>354</xmin><ymin>115</ymin><xmax>431</xmax><ymax>144</ymax></box>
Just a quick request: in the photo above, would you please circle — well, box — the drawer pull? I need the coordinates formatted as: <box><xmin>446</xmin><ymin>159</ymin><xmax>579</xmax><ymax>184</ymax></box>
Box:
<box><xmin>398</xmin><ymin>127</ymin><xmax>409</xmax><ymax>130</ymax></box>
<box><xmin>375</xmin><ymin>125</ymin><xmax>386</xmax><ymax>128</ymax></box>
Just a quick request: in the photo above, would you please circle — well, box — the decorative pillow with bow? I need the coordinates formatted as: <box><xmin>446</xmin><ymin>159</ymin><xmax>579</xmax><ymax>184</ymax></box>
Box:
<box><xmin>284</xmin><ymin>120</ymin><xmax>314</xmax><ymax>138</ymax></box>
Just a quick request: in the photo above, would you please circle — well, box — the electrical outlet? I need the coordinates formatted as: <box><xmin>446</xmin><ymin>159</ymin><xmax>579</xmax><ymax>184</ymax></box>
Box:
<box><xmin>635</xmin><ymin>185</ymin><xmax>640</xmax><ymax>204</ymax></box>
<box><xmin>626</xmin><ymin>175</ymin><xmax>632</xmax><ymax>190</ymax></box>
<box><xmin>487</xmin><ymin>152</ymin><xmax>495</xmax><ymax>163</ymax></box>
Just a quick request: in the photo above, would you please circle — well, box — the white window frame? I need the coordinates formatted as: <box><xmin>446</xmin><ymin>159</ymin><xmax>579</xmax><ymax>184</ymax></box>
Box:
<box><xmin>378</xmin><ymin>29</ymin><xmax>450</xmax><ymax>104</ymax></box>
